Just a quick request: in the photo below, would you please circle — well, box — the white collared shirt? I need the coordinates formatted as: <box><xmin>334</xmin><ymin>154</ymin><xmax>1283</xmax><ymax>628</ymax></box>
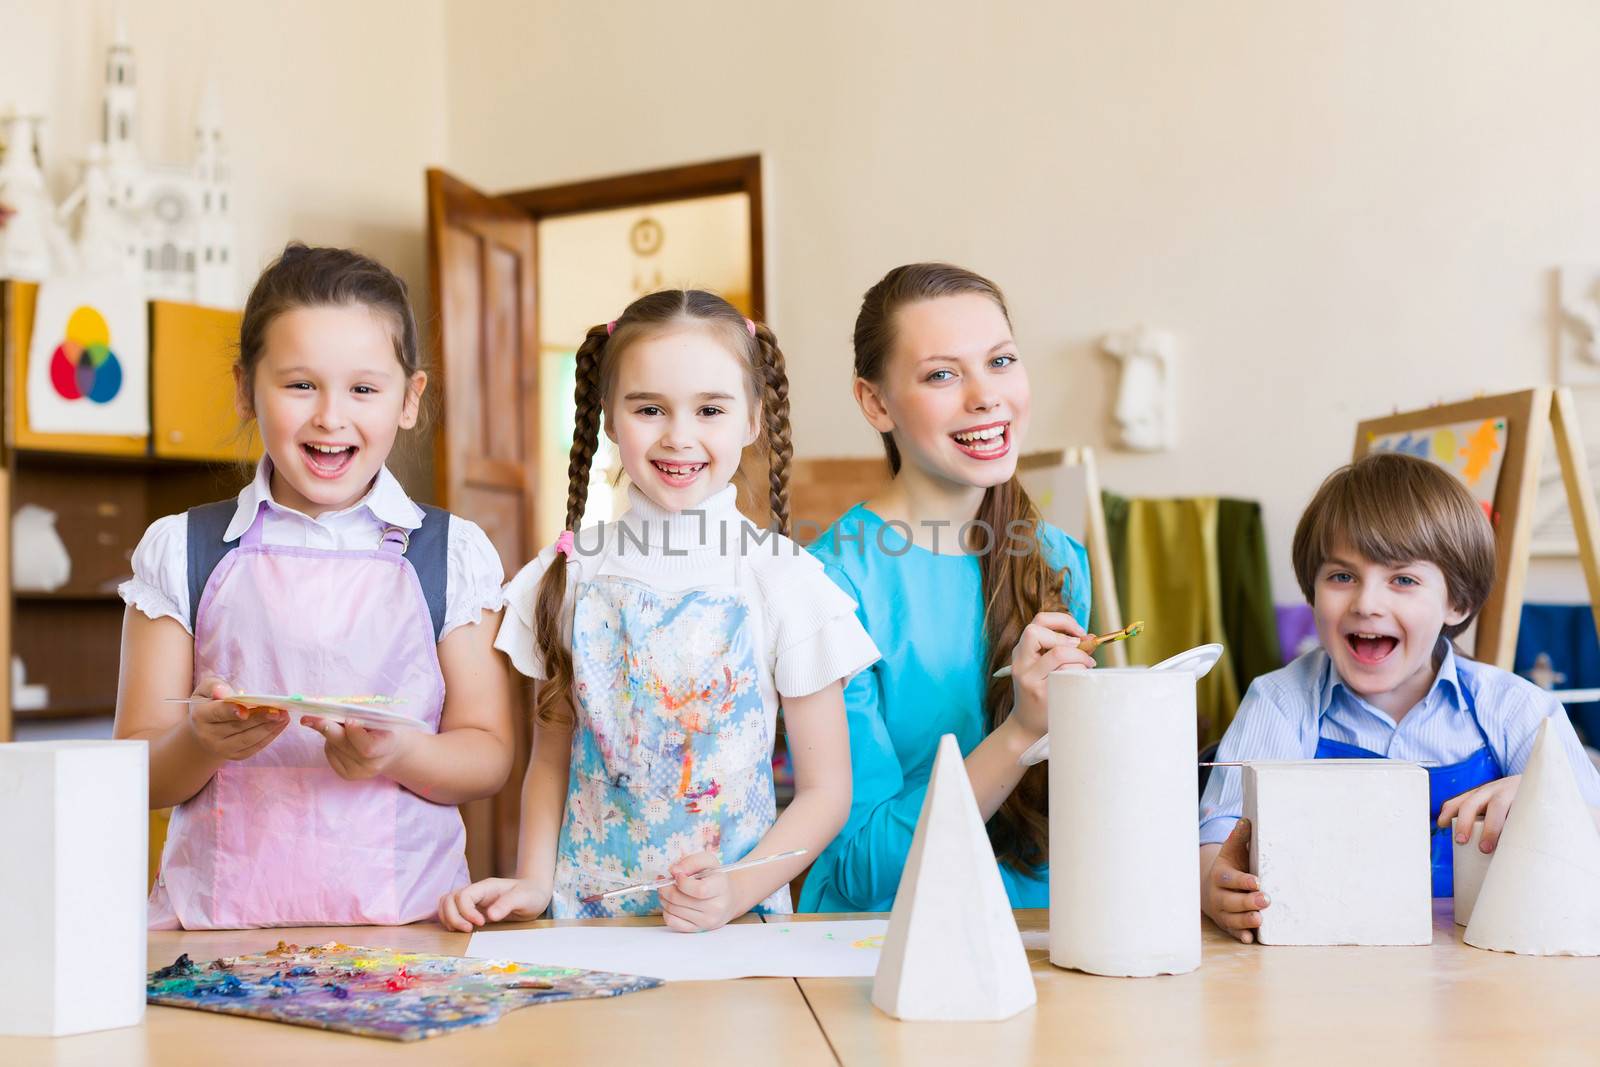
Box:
<box><xmin>120</xmin><ymin>459</ymin><xmax>505</xmax><ymax>638</ymax></box>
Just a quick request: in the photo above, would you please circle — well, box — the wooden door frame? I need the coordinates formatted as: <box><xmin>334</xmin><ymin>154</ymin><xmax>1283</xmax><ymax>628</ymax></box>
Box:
<box><xmin>424</xmin><ymin>169</ymin><xmax>543</xmax><ymax>557</ymax></box>
<box><xmin>500</xmin><ymin>154</ymin><xmax>766</xmax><ymax>318</ymax></box>
<box><xmin>424</xmin><ymin>169</ymin><xmax>543</xmax><ymax>877</ymax></box>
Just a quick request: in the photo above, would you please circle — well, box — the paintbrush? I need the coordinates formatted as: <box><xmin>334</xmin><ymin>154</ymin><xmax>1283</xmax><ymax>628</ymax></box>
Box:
<box><xmin>578</xmin><ymin>849</ymin><xmax>807</xmax><ymax>905</ymax></box>
<box><xmin>991</xmin><ymin>620</ymin><xmax>1146</xmax><ymax>679</ymax></box>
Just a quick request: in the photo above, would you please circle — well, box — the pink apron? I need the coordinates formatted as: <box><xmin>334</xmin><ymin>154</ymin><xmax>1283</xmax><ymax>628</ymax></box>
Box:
<box><xmin>149</xmin><ymin>504</ymin><xmax>467</xmax><ymax>929</ymax></box>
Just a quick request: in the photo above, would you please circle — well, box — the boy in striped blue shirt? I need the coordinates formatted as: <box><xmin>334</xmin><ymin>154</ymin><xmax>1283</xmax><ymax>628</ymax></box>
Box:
<box><xmin>1200</xmin><ymin>452</ymin><xmax>1600</xmax><ymax>943</ymax></box>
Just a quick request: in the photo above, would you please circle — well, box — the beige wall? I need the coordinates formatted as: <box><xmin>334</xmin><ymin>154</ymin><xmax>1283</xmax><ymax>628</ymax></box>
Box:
<box><xmin>0</xmin><ymin>0</ymin><xmax>449</xmax><ymax>495</ymax></box>
<box><xmin>8</xmin><ymin>1</ymin><xmax>1599</xmax><ymax>605</ymax></box>
<box><xmin>445</xmin><ymin>0</ymin><xmax>1600</xmax><ymax>603</ymax></box>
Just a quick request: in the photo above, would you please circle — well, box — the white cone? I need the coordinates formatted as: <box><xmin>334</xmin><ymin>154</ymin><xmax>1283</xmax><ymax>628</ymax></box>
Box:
<box><xmin>1464</xmin><ymin>719</ymin><xmax>1600</xmax><ymax>956</ymax></box>
<box><xmin>1452</xmin><ymin>817</ymin><xmax>1491</xmax><ymax>927</ymax></box>
<box><xmin>872</xmin><ymin>734</ymin><xmax>1036</xmax><ymax>1022</ymax></box>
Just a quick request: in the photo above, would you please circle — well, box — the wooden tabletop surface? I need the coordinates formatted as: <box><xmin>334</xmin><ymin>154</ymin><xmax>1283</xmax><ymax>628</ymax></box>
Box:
<box><xmin>5</xmin><ymin>904</ymin><xmax>1597</xmax><ymax>1065</ymax></box>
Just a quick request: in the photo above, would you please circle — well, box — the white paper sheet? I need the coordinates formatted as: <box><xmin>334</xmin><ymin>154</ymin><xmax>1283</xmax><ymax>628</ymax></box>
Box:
<box><xmin>466</xmin><ymin>919</ymin><xmax>888</xmax><ymax>982</ymax></box>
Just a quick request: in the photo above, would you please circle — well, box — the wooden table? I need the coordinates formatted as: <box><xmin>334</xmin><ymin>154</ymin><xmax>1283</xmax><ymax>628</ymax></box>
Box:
<box><xmin>4</xmin><ymin>905</ymin><xmax>1597</xmax><ymax>1065</ymax></box>
<box><xmin>796</xmin><ymin>905</ymin><xmax>1600</xmax><ymax>1065</ymax></box>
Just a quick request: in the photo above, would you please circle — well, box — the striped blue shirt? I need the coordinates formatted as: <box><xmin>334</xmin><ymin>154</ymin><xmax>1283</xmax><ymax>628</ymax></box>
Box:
<box><xmin>1199</xmin><ymin>640</ymin><xmax>1600</xmax><ymax>846</ymax></box>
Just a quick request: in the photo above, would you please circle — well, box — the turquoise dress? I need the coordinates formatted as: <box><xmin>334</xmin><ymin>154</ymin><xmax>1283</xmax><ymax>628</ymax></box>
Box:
<box><xmin>798</xmin><ymin>504</ymin><xmax>1091</xmax><ymax>913</ymax></box>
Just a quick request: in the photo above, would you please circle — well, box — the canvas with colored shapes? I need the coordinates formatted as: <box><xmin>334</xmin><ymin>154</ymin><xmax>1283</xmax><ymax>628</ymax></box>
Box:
<box><xmin>146</xmin><ymin>941</ymin><xmax>660</xmax><ymax>1041</ymax></box>
<box><xmin>1367</xmin><ymin>418</ymin><xmax>1507</xmax><ymax>522</ymax></box>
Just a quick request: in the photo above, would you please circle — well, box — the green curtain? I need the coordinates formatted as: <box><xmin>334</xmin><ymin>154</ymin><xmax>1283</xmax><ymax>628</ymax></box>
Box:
<box><xmin>1102</xmin><ymin>493</ymin><xmax>1281</xmax><ymax>746</ymax></box>
<box><xmin>1216</xmin><ymin>498</ymin><xmax>1283</xmax><ymax>701</ymax></box>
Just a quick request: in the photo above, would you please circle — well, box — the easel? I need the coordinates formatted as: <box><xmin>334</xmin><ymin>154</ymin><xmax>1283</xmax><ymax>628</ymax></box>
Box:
<box><xmin>1018</xmin><ymin>446</ymin><xmax>1127</xmax><ymax>667</ymax></box>
<box><xmin>1353</xmin><ymin>387</ymin><xmax>1600</xmax><ymax>669</ymax></box>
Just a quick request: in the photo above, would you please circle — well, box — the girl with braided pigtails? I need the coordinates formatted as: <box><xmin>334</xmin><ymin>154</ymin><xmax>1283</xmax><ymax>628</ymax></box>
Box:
<box><xmin>440</xmin><ymin>290</ymin><xmax>878</xmax><ymax>932</ymax></box>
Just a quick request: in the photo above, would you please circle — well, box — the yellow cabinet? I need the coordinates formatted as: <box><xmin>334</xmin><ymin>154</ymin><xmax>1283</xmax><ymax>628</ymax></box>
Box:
<box><xmin>152</xmin><ymin>300</ymin><xmax>260</xmax><ymax>462</ymax></box>
<box><xmin>2</xmin><ymin>283</ymin><xmax>258</xmax><ymax>462</ymax></box>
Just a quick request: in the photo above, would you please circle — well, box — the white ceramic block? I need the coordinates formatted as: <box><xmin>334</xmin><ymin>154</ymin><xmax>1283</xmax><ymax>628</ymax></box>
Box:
<box><xmin>1244</xmin><ymin>760</ymin><xmax>1431</xmax><ymax>946</ymax></box>
<box><xmin>1452</xmin><ymin>817</ymin><xmax>1491</xmax><ymax>927</ymax></box>
<box><xmin>0</xmin><ymin>740</ymin><xmax>148</xmax><ymax>1036</ymax></box>
<box><xmin>872</xmin><ymin>734</ymin><xmax>1036</xmax><ymax>1021</ymax></box>
<box><xmin>1048</xmin><ymin>669</ymin><xmax>1200</xmax><ymax>977</ymax></box>
<box><xmin>1465</xmin><ymin>719</ymin><xmax>1600</xmax><ymax>956</ymax></box>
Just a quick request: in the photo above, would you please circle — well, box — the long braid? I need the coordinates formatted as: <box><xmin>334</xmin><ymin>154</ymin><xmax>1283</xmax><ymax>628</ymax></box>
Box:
<box><xmin>532</xmin><ymin>325</ymin><xmax>608</xmax><ymax>730</ymax></box>
<box><xmin>753</xmin><ymin>323</ymin><xmax>793</xmax><ymax>537</ymax></box>
<box><xmin>562</xmin><ymin>330</ymin><xmax>606</xmax><ymax>530</ymax></box>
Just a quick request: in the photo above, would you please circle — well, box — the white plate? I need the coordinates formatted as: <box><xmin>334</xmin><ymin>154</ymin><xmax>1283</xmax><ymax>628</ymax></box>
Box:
<box><xmin>280</xmin><ymin>698</ymin><xmax>433</xmax><ymax>733</ymax></box>
<box><xmin>170</xmin><ymin>693</ymin><xmax>433</xmax><ymax>732</ymax></box>
<box><xmin>1017</xmin><ymin>643</ymin><xmax>1226</xmax><ymax>766</ymax></box>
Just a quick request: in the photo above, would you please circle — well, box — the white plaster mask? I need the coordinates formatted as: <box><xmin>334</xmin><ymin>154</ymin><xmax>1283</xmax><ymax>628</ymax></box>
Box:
<box><xmin>1101</xmin><ymin>326</ymin><xmax>1174</xmax><ymax>452</ymax></box>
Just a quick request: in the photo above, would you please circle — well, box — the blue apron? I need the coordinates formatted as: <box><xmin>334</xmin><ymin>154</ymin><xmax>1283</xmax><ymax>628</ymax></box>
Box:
<box><xmin>1315</xmin><ymin>677</ymin><xmax>1502</xmax><ymax>898</ymax></box>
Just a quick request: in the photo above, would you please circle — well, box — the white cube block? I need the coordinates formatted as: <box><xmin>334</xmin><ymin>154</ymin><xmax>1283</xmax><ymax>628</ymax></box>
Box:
<box><xmin>0</xmin><ymin>740</ymin><xmax>148</xmax><ymax>1036</ymax></box>
<box><xmin>1243</xmin><ymin>760</ymin><xmax>1431</xmax><ymax>946</ymax></box>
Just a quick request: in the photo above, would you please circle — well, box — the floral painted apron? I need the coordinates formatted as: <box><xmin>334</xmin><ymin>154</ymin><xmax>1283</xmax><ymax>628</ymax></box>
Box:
<box><xmin>549</xmin><ymin>562</ymin><xmax>789</xmax><ymax>918</ymax></box>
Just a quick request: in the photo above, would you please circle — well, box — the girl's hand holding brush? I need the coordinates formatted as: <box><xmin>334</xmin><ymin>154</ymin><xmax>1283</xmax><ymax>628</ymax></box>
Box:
<box><xmin>1004</xmin><ymin>611</ymin><xmax>1098</xmax><ymax>740</ymax></box>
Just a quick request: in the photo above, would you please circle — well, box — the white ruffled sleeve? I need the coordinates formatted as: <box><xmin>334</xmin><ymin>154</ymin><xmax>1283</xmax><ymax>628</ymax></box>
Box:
<box><xmin>117</xmin><ymin>513</ymin><xmax>192</xmax><ymax>635</ymax></box>
<box><xmin>494</xmin><ymin>543</ymin><xmax>579</xmax><ymax>679</ymax></box>
<box><xmin>753</xmin><ymin>543</ymin><xmax>881</xmax><ymax>698</ymax></box>
<box><xmin>441</xmin><ymin>515</ymin><xmax>507</xmax><ymax>639</ymax></box>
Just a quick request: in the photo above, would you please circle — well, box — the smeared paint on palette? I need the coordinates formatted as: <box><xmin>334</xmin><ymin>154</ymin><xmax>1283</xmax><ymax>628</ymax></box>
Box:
<box><xmin>146</xmin><ymin>941</ymin><xmax>661</xmax><ymax>1041</ymax></box>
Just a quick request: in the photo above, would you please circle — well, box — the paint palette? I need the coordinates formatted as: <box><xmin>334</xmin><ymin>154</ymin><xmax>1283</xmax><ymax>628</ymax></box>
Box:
<box><xmin>166</xmin><ymin>694</ymin><xmax>433</xmax><ymax>732</ymax></box>
<box><xmin>146</xmin><ymin>941</ymin><xmax>661</xmax><ymax>1041</ymax></box>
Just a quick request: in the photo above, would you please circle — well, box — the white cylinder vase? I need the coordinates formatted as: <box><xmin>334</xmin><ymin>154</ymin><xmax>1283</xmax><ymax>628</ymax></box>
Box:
<box><xmin>1048</xmin><ymin>669</ymin><xmax>1200</xmax><ymax>976</ymax></box>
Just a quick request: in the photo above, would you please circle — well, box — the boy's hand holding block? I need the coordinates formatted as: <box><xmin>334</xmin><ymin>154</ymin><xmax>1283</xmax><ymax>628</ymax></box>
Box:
<box><xmin>1243</xmin><ymin>759</ymin><xmax>1432</xmax><ymax>946</ymax></box>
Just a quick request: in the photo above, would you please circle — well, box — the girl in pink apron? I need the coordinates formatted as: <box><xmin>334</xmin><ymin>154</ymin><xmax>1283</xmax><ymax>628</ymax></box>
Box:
<box><xmin>439</xmin><ymin>290</ymin><xmax>877</xmax><ymax>933</ymax></box>
<box><xmin>115</xmin><ymin>244</ymin><xmax>514</xmax><ymax>929</ymax></box>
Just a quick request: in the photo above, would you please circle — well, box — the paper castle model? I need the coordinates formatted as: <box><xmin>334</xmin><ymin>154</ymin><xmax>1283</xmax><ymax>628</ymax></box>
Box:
<box><xmin>0</xmin><ymin>11</ymin><xmax>237</xmax><ymax>307</ymax></box>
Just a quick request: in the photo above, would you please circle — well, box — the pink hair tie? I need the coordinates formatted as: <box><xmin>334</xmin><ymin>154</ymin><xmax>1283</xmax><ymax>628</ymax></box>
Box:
<box><xmin>554</xmin><ymin>530</ymin><xmax>576</xmax><ymax>559</ymax></box>
<box><xmin>605</xmin><ymin>320</ymin><xmax>617</xmax><ymax>336</ymax></box>
<box><xmin>745</xmin><ymin>318</ymin><xmax>757</xmax><ymax>338</ymax></box>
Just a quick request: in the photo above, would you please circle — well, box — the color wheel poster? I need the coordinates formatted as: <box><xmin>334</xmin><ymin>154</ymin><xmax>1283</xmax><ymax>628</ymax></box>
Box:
<box><xmin>26</xmin><ymin>275</ymin><xmax>149</xmax><ymax>436</ymax></box>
